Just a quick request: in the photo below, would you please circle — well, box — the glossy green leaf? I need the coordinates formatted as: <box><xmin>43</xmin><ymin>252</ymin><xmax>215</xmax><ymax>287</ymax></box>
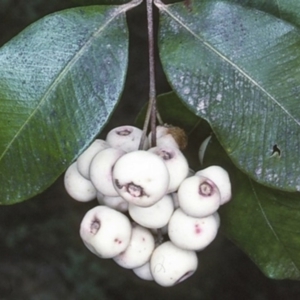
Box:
<box><xmin>155</xmin><ymin>0</ymin><xmax>300</xmax><ymax>191</ymax></box>
<box><xmin>226</xmin><ymin>0</ymin><xmax>300</xmax><ymax>28</ymax></box>
<box><xmin>202</xmin><ymin>136</ymin><xmax>300</xmax><ymax>280</ymax></box>
<box><xmin>153</xmin><ymin>91</ymin><xmax>300</xmax><ymax>280</ymax></box>
<box><xmin>193</xmin><ymin>0</ymin><xmax>300</xmax><ymax>28</ymax></box>
<box><xmin>0</xmin><ymin>1</ymin><xmax>142</xmax><ymax>205</ymax></box>
<box><xmin>72</xmin><ymin>0</ymin><xmax>132</xmax><ymax>5</ymax></box>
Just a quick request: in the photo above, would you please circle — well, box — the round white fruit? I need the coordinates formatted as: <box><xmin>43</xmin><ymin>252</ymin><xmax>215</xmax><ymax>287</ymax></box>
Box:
<box><xmin>150</xmin><ymin>241</ymin><xmax>198</xmax><ymax>287</ymax></box>
<box><xmin>64</xmin><ymin>162</ymin><xmax>97</xmax><ymax>202</ymax></box>
<box><xmin>148</xmin><ymin>125</ymin><xmax>178</xmax><ymax>147</ymax></box>
<box><xmin>133</xmin><ymin>262</ymin><xmax>154</xmax><ymax>281</ymax></box>
<box><xmin>90</xmin><ymin>147</ymin><xmax>125</xmax><ymax>197</ymax></box>
<box><xmin>113</xmin><ymin>150</ymin><xmax>169</xmax><ymax>207</ymax></box>
<box><xmin>77</xmin><ymin>139</ymin><xmax>109</xmax><ymax>179</ymax></box>
<box><xmin>168</xmin><ymin>208</ymin><xmax>220</xmax><ymax>251</ymax></box>
<box><xmin>157</xmin><ymin>134</ymin><xmax>179</xmax><ymax>149</ymax></box>
<box><xmin>177</xmin><ymin>175</ymin><xmax>221</xmax><ymax>217</ymax></box>
<box><xmin>148</xmin><ymin>146</ymin><xmax>189</xmax><ymax>193</ymax></box>
<box><xmin>196</xmin><ymin>166</ymin><xmax>232</xmax><ymax>205</ymax></box>
<box><xmin>79</xmin><ymin>206</ymin><xmax>132</xmax><ymax>258</ymax></box>
<box><xmin>129</xmin><ymin>194</ymin><xmax>174</xmax><ymax>229</ymax></box>
<box><xmin>151</xmin><ymin>125</ymin><xmax>169</xmax><ymax>140</ymax></box>
<box><xmin>102</xmin><ymin>195</ymin><xmax>129</xmax><ymax>212</ymax></box>
<box><xmin>106</xmin><ymin>125</ymin><xmax>147</xmax><ymax>152</ymax></box>
<box><xmin>113</xmin><ymin>224</ymin><xmax>155</xmax><ymax>269</ymax></box>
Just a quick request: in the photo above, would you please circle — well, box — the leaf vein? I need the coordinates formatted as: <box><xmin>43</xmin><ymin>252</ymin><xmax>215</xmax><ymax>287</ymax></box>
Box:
<box><xmin>0</xmin><ymin>2</ymin><xmax>139</xmax><ymax>163</ymax></box>
<box><xmin>154</xmin><ymin>0</ymin><xmax>300</xmax><ymax>127</ymax></box>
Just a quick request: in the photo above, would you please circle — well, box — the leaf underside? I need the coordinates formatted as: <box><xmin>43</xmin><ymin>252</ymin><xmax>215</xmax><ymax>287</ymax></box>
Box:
<box><xmin>156</xmin><ymin>0</ymin><xmax>300</xmax><ymax>191</ymax></box>
<box><xmin>0</xmin><ymin>5</ymin><xmax>129</xmax><ymax>204</ymax></box>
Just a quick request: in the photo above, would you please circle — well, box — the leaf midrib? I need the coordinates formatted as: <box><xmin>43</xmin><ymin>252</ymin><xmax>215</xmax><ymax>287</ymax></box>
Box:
<box><xmin>156</xmin><ymin>1</ymin><xmax>300</xmax><ymax>128</ymax></box>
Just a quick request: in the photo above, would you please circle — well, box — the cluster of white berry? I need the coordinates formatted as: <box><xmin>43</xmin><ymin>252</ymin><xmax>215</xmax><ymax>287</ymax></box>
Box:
<box><xmin>64</xmin><ymin>125</ymin><xmax>232</xmax><ymax>287</ymax></box>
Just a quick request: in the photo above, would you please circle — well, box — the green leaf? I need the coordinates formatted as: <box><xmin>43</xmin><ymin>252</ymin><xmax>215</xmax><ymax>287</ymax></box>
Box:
<box><xmin>0</xmin><ymin>2</ymin><xmax>141</xmax><ymax>205</ymax></box>
<box><xmin>71</xmin><ymin>0</ymin><xmax>132</xmax><ymax>5</ymax></box>
<box><xmin>153</xmin><ymin>91</ymin><xmax>300</xmax><ymax>280</ymax></box>
<box><xmin>202</xmin><ymin>136</ymin><xmax>300</xmax><ymax>280</ymax></box>
<box><xmin>155</xmin><ymin>0</ymin><xmax>300</xmax><ymax>191</ymax></box>
<box><xmin>225</xmin><ymin>0</ymin><xmax>300</xmax><ymax>28</ymax></box>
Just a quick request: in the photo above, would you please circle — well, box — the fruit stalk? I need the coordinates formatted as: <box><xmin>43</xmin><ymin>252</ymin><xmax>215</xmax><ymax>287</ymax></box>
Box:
<box><xmin>139</xmin><ymin>0</ymin><xmax>157</xmax><ymax>150</ymax></box>
<box><xmin>147</xmin><ymin>0</ymin><xmax>157</xmax><ymax>147</ymax></box>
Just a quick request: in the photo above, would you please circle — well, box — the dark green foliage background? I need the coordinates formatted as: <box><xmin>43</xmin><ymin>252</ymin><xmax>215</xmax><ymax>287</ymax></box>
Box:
<box><xmin>1</xmin><ymin>0</ymin><xmax>300</xmax><ymax>299</ymax></box>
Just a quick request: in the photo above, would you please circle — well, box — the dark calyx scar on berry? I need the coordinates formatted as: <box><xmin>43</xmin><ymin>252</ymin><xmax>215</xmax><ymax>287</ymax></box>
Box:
<box><xmin>90</xmin><ymin>218</ymin><xmax>101</xmax><ymax>234</ymax></box>
<box><xmin>117</xmin><ymin>128</ymin><xmax>132</xmax><ymax>136</ymax></box>
<box><xmin>199</xmin><ymin>180</ymin><xmax>214</xmax><ymax>197</ymax></box>
<box><xmin>115</xmin><ymin>180</ymin><xmax>147</xmax><ymax>198</ymax></box>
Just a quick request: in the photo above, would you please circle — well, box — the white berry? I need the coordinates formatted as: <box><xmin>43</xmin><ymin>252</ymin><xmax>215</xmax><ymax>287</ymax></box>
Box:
<box><xmin>196</xmin><ymin>166</ymin><xmax>232</xmax><ymax>204</ymax></box>
<box><xmin>90</xmin><ymin>147</ymin><xmax>125</xmax><ymax>197</ymax></box>
<box><xmin>77</xmin><ymin>139</ymin><xmax>109</xmax><ymax>179</ymax></box>
<box><xmin>129</xmin><ymin>194</ymin><xmax>174</xmax><ymax>229</ymax></box>
<box><xmin>153</xmin><ymin>125</ymin><xmax>170</xmax><ymax>139</ymax></box>
<box><xmin>133</xmin><ymin>262</ymin><xmax>154</xmax><ymax>281</ymax></box>
<box><xmin>157</xmin><ymin>134</ymin><xmax>179</xmax><ymax>149</ymax></box>
<box><xmin>79</xmin><ymin>206</ymin><xmax>132</xmax><ymax>258</ymax></box>
<box><xmin>102</xmin><ymin>195</ymin><xmax>129</xmax><ymax>212</ymax></box>
<box><xmin>168</xmin><ymin>208</ymin><xmax>220</xmax><ymax>251</ymax></box>
<box><xmin>150</xmin><ymin>241</ymin><xmax>198</xmax><ymax>287</ymax></box>
<box><xmin>113</xmin><ymin>224</ymin><xmax>155</xmax><ymax>269</ymax></box>
<box><xmin>64</xmin><ymin>162</ymin><xmax>97</xmax><ymax>202</ymax></box>
<box><xmin>148</xmin><ymin>125</ymin><xmax>187</xmax><ymax>150</ymax></box>
<box><xmin>148</xmin><ymin>146</ymin><xmax>189</xmax><ymax>193</ymax></box>
<box><xmin>106</xmin><ymin>125</ymin><xmax>148</xmax><ymax>152</ymax></box>
<box><xmin>149</xmin><ymin>128</ymin><xmax>178</xmax><ymax>149</ymax></box>
<box><xmin>177</xmin><ymin>175</ymin><xmax>221</xmax><ymax>217</ymax></box>
<box><xmin>113</xmin><ymin>150</ymin><xmax>169</xmax><ymax>207</ymax></box>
